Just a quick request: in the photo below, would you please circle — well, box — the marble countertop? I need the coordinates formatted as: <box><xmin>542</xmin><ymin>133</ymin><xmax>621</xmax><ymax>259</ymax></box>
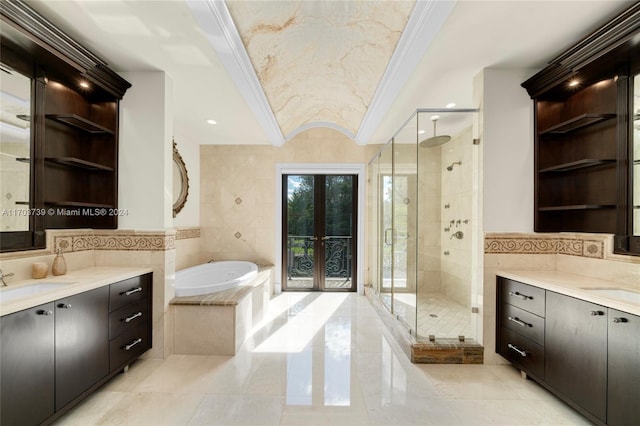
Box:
<box><xmin>0</xmin><ymin>266</ymin><xmax>153</xmax><ymax>316</ymax></box>
<box><xmin>497</xmin><ymin>270</ymin><xmax>640</xmax><ymax>316</ymax></box>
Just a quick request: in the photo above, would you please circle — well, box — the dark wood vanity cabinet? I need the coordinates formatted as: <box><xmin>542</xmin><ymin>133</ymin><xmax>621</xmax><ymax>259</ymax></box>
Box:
<box><xmin>545</xmin><ymin>291</ymin><xmax>608</xmax><ymax>423</ymax></box>
<box><xmin>607</xmin><ymin>308</ymin><xmax>640</xmax><ymax>426</ymax></box>
<box><xmin>0</xmin><ymin>302</ymin><xmax>55</xmax><ymax>426</ymax></box>
<box><xmin>497</xmin><ymin>276</ymin><xmax>640</xmax><ymax>426</ymax></box>
<box><xmin>54</xmin><ymin>286</ymin><xmax>109</xmax><ymax>410</ymax></box>
<box><xmin>108</xmin><ymin>274</ymin><xmax>152</xmax><ymax>372</ymax></box>
<box><xmin>0</xmin><ymin>273</ymin><xmax>152</xmax><ymax>425</ymax></box>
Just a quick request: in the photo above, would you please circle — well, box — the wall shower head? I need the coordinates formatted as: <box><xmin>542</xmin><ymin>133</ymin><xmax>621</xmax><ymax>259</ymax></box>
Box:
<box><xmin>446</xmin><ymin>161</ymin><xmax>462</xmax><ymax>171</ymax></box>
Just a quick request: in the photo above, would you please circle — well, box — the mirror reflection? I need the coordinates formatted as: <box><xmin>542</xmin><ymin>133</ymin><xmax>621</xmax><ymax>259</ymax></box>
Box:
<box><xmin>0</xmin><ymin>65</ymin><xmax>31</xmax><ymax>232</ymax></box>
<box><xmin>634</xmin><ymin>74</ymin><xmax>639</xmax><ymax>236</ymax></box>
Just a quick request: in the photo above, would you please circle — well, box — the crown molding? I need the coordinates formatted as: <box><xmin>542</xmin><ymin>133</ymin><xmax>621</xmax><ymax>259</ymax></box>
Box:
<box><xmin>186</xmin><ymin>0</ymin><xmax>285</xmax><ymax>146</ymax></box>
<box><xmin>285</xmin><ymin>121</ymin><xmax>356</xmax><ymax>142</ymax></box>
<box><xmin>354</xmin><ymin>0</ymin><xmax>456</xmax><ymax>145</ymax></box>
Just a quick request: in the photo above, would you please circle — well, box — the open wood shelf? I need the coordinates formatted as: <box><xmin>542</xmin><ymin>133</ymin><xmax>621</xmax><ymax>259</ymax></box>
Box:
<box><xmin>539</xmin><ymin>113</ymin><xmax>616</xmax><ymax>135</ymax></box>
<box><xmin>44</xmin><ymin>201</ymin><xmax>113</xmax><ymax>208</ymax></box>
<box><xmin>538</xmin><ymin>159</ymin><xmax>615</xmax><ymax>172</ymax></box>
<box><xmin>538</xmin><ymin>204</ymin><xmax>616</xmax><ymax>212</ymax></box>
<box><xmin>45</xmin><ymin>157</ymin><xmax>114</xmax><ymax>172</ymax></box>
<box><xmin>46</xmin><ymin>114</ymin><xmax>114</xmax><ymax>134</ymax></box>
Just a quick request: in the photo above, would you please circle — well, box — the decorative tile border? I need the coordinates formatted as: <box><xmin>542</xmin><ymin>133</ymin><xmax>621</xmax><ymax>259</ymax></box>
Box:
<box><xmin>485</xmin><ymin>233</ymin><xmax>607</xmax><ymax>259</ymax></box>
<box><xmin>52</xmin><ymin>230</ymin><xmax>176</xmax><ymax>253</ymax></box>
<box><xmin>176</xmin><ymin>228</ymin><xmax>201</xmax><ymax>240</ymax></box>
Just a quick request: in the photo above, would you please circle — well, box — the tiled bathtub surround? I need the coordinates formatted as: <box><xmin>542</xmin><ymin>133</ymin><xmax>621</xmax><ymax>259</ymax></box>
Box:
<box><xmin>175</xmin><ymin>227</ymin><xmax>202</xmax><ymax>271</ymax></box>
<box><xmin>171</xmin><ymin>267</ymin><xmax>273</xmax><ymax>356</ymax></box>
<box><xmin>482</xmin><ymin>232</ymin><xmax>640</xmax><ymax>364</ymax></box>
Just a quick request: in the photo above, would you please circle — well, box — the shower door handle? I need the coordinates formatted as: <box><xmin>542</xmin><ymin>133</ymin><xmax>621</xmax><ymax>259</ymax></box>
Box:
<box><xmin>384</xmin><ymin>228</ymin><xmax>393</xmax><ymax>245</ymax></box>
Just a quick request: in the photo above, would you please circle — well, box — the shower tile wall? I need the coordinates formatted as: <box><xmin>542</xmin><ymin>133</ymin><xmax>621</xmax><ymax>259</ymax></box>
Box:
<box><xmin>440</xmin><ymin>126</ymin><xmax>473</xmax><ymax>309</ymax></box>
<box><xmin>417</xmin><ymin>127</ymin><xmax>473</xmax><ymax>305</ymax></box>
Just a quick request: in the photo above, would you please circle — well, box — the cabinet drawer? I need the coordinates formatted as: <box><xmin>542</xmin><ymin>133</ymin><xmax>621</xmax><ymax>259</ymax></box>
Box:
<box><xmin>109</xmin><ymin>323</ymin><xmax>150</xmax><ymax>372</ymax></box>
<box><xmin>501</xmin><ymin>304</ymin><xmax>545</xmax><ymax>346</ymax></box>
<box><xmin>499</xmin><ymin>327</ymin><xmax>545</xmax><ymax>379</ymax></box>
<box><xmin>109</xmin><ymin>300</ymin><xmax>149</xmax><ymax>339</ymax></box>
<box><xmin>500</xmin><ymin>278</ymin><xmax>545</xmax><ymax>317</ymax></box>
<box><xmin>109</xmin><ymin>275</ymin><xmax>149</xmax><ymax>312</ymax></box>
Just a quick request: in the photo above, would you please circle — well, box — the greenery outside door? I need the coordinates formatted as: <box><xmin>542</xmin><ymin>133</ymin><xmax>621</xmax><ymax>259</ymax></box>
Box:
<box><xmin>283</xmin><ymin>174</ymin><xmax>357</xmax><ymax>291</ymax></box>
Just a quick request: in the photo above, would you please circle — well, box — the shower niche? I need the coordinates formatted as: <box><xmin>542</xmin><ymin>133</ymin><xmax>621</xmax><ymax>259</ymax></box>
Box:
<box><xmin>367</xmin><ymin>108</ymin><xmax>482</xmax><ymax>363</ymax></box>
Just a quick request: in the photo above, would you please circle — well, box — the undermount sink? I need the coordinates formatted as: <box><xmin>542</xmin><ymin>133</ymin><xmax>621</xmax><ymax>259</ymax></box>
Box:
<box><xmin>581</xmin><ymin>288</ymin><xmax>640</xmax><ymax>304</ymax></box>
<box><xmin>0</xmin><ymin>282</ymin><xmax>70</xmax><ymax>303</ymax></box>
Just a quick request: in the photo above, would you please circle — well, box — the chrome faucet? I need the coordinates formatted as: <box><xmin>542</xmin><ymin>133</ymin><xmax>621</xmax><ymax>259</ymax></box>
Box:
<box><xmin>0</xmin><ymin>269</ymin><xmax>14</xmax><ymax>286</ymax></box>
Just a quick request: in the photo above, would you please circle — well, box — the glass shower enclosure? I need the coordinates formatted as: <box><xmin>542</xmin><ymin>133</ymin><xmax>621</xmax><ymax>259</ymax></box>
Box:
<box><xmin>368</xmin><ymin>108</ymin><xmax>479</xmax><ymax>342</ymax></box>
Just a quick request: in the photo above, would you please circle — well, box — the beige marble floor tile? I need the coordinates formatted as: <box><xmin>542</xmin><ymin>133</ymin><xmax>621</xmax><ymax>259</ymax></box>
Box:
<box><xmin>52</xmin><ymin>293</ymin><xmax>593</xmax><ymax>426</ymax></box>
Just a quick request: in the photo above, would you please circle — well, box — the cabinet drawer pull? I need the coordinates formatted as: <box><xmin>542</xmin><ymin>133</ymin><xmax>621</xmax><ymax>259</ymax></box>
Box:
<box><xmin>612</xmin><ymin>317</ymin><xmax>628</xmax><ymax>323</ymax></box>
<box><xmin>37</xmin><ymin>310</ymin><xmax>53</xmax><ymax>316</ymax></box>
<box><xmin>508</xmin><ymin>291</ymin><xmax>532</xmax><ymax>300</ymax></box>
<box><xmin>507</xmin><ymin>343</ymin><xmax>527</xmax><ymax>357</ymax></box>
<box><xmin>590</xmin><ymin>310</ymin><xmax>604</xmax><ymax>316</ymax></box>
<box><xmin>58</xmin><ymin>303</ymin><xmax>72</xmax><ymax>309</ymax></box>
<box><xmin>124</xmin><ymin>287</ymin><xmax>143</xmax><ymax>296</ymax></box>
<box><xmin>508</xmin><ymin>316</ymin><xmax>531</xmax><ymax>328</ymax></box>
<box><xmin>124</xmin><ymin>338</ymin><xmax>142</xmax><ymax>351</ymax></box>
<box><xmin>124</xmin><ymin>312</ymin><xmax>143</xmax><ymax>323</ymax></box>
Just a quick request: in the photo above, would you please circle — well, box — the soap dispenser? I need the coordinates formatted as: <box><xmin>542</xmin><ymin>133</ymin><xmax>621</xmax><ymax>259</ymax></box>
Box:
<box><xmin>52</xmin><ymin>248</ymin><xmax>67</xmax><ymax>276</ymax></box>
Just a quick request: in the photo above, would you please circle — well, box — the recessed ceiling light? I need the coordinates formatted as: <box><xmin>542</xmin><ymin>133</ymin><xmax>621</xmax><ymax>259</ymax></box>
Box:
<box><xmin>418</xmin><ymin>130</ymin><xmax>426</xmax><ymax>134</ymax></box>
<box><xmin>207</xmin><ymin>119</ymin><xmax>217</xmax><ymax>125</ymax></box>
<box><xmin>446</xmin><ymin>102</ymin><xmax>456</xmax><ymax>108</ymax></box>
<box><xmin>568</xmin><ymin>79</ymin><xmax>580</xmax><ymax>87</ymax></box>
<box><xmin>79</xmin><ymin>81</ymin><xmax>90</xmax><ymax>89</ymax></box>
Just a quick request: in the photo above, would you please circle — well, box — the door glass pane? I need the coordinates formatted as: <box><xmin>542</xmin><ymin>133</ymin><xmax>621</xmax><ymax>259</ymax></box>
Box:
<box><xmin>286</xmin><ymin>175</ymin><xmax>315</xmax><ymax>289</ymax></box>
<box><xmin>324</xmin><ymin>175</ymin><xmax>354</xmax><ymax>290</ymax></box>
<box><xmin>379</xmin><ymin>144</ymin><xmax>393</xmax><ymax>311</ymax></box>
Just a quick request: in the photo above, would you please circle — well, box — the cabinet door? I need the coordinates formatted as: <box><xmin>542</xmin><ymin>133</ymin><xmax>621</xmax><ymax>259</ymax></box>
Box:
<box><xmin>545</xmin><ymin>292</ymin><xmax>607</xmax><ymax>422</ymax></box>
<box><xmin>1</xmin><ymin>303</ymin><xmax>55</xmax><ymax>426</ymax></box>
<box><xmin>607</xmin><ymin>309</ymin><xmax>640</xmax><ymax>426</ymax></box>
<box><xmin>55</xmin><ymin>286</ymin><xmax>109</xmax><ymax>410</ymax></box>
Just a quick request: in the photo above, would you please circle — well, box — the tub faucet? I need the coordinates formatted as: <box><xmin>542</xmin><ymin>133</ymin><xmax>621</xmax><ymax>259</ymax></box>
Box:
<box><xmin>0</xmin><ymin>269</ymin><xmax>14</xmax><ymax>286</ymax></box>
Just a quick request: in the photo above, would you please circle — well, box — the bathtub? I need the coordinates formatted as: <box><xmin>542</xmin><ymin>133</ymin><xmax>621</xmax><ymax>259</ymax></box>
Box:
<box><xmin>173</xmin><ymin>261</ymin><xmax>258</xmax><ymax>297</ymax></box>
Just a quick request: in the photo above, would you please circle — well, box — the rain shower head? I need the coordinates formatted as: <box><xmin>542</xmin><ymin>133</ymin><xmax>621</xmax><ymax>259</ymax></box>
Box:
<box><xmin>419</xmin><ymin>116</ymin><xmax>451</xmax><ymax>147</ymax></box>
<box><xmin>446</xmin><ymin>161</ymin><xmax>462</xmax><ymax>171</ymax></box>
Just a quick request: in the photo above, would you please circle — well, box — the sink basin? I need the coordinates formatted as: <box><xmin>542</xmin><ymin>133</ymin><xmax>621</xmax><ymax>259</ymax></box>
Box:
<box><xmin>581</xmin><ymin>288</ymin><xmax>640</xmax><ymax>304</ymax></box>
<box><xmin>0</xmin><ymin>282</ymin><xmax>70</xmax><ymax>303</ymax></box>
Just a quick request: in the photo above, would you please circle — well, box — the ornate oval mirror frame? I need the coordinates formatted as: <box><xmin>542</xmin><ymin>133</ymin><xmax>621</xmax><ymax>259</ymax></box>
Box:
<box><xmin>173</xmin><ymin>139</ymin><xmax>189</xmax><ymax>217</ymax></box>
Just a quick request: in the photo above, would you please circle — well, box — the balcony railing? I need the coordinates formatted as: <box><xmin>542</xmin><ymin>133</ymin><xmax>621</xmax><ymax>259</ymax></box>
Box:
<box><xmin>287</xmin><ymin>235</ymin><xmax>352</xmax><ymax>279</ymax></box>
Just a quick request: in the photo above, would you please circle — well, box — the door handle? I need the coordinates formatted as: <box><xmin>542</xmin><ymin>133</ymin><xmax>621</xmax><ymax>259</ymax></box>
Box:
<box><xmin>384</xmin><ymin>228</ymin><xmax>393</xmax><ymax>245</ymax></box>
<box><xmin>310</xmin><ymin>236</ymin><xmax>318</xmax><ymax>241</ymax></box>
<box><xmin>321</xmin><ymin>236</ymin><xmax>330</xmax><ymax>241</ymax></box>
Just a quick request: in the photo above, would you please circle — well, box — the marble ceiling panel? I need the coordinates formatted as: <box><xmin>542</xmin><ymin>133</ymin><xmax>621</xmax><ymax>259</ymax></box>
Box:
<box><xmin>226</xmin><ymin>0</ymin><xmax>415</xmax><ymax>138</ymax></box>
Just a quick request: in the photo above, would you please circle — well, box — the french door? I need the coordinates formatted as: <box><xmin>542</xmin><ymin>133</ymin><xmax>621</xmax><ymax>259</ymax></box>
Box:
<box><xmin>282</xmin><ymin>174</ymin><xmax>357</xmax><ymax>291</ymax></box>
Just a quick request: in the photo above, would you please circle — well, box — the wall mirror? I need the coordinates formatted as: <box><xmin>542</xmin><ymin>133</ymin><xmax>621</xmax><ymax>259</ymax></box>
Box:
<box><xmin>172</xmin><ymin>139</ymin><xmax>189</xmax><ymax>218</ymax></box>
<box><xmin>0</xmin><ymin>64</ymin><xmax>31</xmax><ymax>232</ymax></box>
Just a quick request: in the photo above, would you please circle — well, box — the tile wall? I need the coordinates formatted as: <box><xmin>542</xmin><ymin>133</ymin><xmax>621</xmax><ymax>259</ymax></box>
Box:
<box><xmin>200</xmin><ymin>127</ymin><xmax>382</xmax><ymax>284</ymax></box>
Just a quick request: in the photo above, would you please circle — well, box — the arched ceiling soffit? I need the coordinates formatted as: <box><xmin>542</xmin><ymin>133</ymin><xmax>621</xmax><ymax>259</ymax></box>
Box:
<box><xmin>226</xmin><ymin>0</ymin><xmax>415</xmax><ymax>139</ymax></box>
